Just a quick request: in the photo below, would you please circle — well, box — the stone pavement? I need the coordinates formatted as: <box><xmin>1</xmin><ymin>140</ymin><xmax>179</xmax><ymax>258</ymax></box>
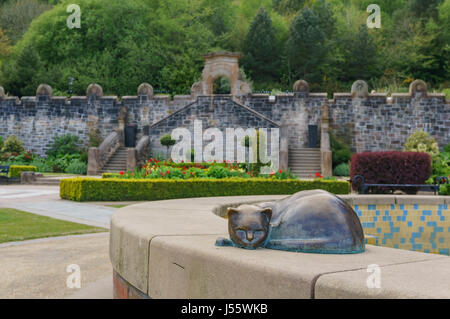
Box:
<box><xmin>0</xmin><ymin>185</ymin><xmax>122</xmax><ymax>298</ymax></box>
<box><xmin>0</xmin><ymin>233</ymin><xmax>112</xmax><ymax>299</ymax></box>
<box><xmin>0</xmin><ymin>185</ymin><xmax>116</xmax><ymax>228</ymax></box>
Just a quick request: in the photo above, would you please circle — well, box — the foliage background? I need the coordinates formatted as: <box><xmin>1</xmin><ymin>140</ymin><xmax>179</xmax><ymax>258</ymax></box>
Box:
<box><xmin>0</xmin><ymin>0</ymin><xmax>448</xmax><ymax>97</ymax></box>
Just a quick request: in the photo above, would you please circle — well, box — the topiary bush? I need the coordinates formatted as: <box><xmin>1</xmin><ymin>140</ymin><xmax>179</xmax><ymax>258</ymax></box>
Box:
<box><xmin>8</xmin><ymin>165</ymin><xmax>37</xmax><ymax>178</ymax></box>
<box><xmin>350</xmin><ymin>151</ymin><xmax>432</xmax><ymax>194</ymax></box>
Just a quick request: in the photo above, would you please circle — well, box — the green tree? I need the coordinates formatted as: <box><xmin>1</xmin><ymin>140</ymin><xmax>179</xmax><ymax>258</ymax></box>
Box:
<box><xmin>242</xmin><ymin>6</ymin><xmax>281</xmax><ymax>87</ymax></box>
<box><xmin>286</xmin><ymin>7</ymin><xmax>326</xmax><ymax>85</ymax></box>
<box><xmin>338</xmin><ymin>25</ymin><xmax>379</xmax><ymax>82</ymax></box>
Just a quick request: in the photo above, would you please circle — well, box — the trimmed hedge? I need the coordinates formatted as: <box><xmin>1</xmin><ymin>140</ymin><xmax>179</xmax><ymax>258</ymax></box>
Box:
<box><xmin>350</xmin><ymin>151</ymin><xmax>432</xmax><ymax>193</ymax></box>
<box><xmin>9</xmin><ymin>165</ymin><xmax>37</xmax><ymax>178</ymax></box>
<box><xmin>60</xmin><ymin>178</ymin><xmax>350</xmax><ymax>202</ymax></box>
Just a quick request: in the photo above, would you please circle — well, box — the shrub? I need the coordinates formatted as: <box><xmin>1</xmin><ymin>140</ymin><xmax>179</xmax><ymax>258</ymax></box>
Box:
<box><xmin>0</xmin><ymin>136</ymin><xmax>3</xmax><ymax>151</ymax></box>
<box><xmin>404</xmin><ymin>130</ymin><xmax>439</xmax><ymax>157</ymax></box>
<box><xmin>47</xmin><ymin>134</ymin><xmax>82</xmax><ymax>158</ymax></box>
<box><xmin>8</xmin><ymin>165</ymin><xmax>37</xmax><ymax>178</ymax></box>
<box><xmin>330</xmin><ymin>133</ymin><xmax>352</xmax><ymax>168</ymax></box>
<box><xmin>65</xmin><ymin>159</ymin><xmax>87</xmax><ymax>175</ymax></box>
<box><xmin>29</xmin><ymin>158</ymin><xmax>53</xmax><ymax>173</ymax></box>
<box><xmin>2</xmin><ymin>135</ymin><xmax>24</xmax><ymax>153</ymax></box>
<box><xmin>60</xmin><ymin>178</ymin><xmax>351</xmax><ymax>202</ymax></box>
<box><xmin>50</xmin><ymin>154</ymin><xmax>81</xmax><ymax>172</ymax></box>
<box><xmin>440</xmin><ymin>184</ymin><xmax>450</xmax><ymax>196</ymax></box>
<box><xmin>333</xmin><ymin>163</ymin><xmax>350</xmax><ymax>176</ymax></box>
<box><xmin>350</xmin><ymin>151</ymin><xmax>432</xmax><ymax>194</ymax></box>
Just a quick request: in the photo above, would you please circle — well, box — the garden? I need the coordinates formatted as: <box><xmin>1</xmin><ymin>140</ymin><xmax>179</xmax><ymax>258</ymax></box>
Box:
<box><xmin>0</xmin><ymin>133</ymin><xmax>90</xmax><ymax>177</ymax></box>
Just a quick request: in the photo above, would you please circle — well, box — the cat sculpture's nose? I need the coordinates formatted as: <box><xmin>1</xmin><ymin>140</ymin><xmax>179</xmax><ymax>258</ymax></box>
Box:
<box><xmin>246</xmin><ymin>230</ymin><xmax>254</xmax><ymax>241</ymax></box>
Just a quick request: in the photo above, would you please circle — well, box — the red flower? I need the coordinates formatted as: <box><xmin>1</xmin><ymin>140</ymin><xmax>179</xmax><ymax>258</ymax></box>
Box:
<box><xmin>315</xmin><ymin>172</ymin><xmax>321</xmax><ymax>177</ymax></box>
<box><xmin>166</xmin><ymin>170</ymin><xmax>170</xmax><ymax>174</ymax></box>
<box><xmin>120</xmin><ymin>171</ymin><xmax>124</xmax><ymax>176</ymax></box>
<box><xmin>182</xmin><ymin>171</ymin><xmax>186</xmax><ymax>175</ymax></box>
<box><xmin>279</xmin><ymin>170</ymin><xmax>282</xmax><ymax>174</ymax></box>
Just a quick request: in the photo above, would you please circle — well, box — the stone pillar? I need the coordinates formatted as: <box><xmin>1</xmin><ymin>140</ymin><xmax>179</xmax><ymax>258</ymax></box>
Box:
<box><xmin>320</xmin><ymin>103</ymin><xmax>333</xmax><ymax>177</ymax></box>
<box><xmin>279</xmin><ymin>125</ymin><xmax>289</xmax><ymax>171</ymax></box>
<box><xmin>126</xmin><ymin>148</ymin><xmax>137</xmax><ymax>172</ymax></box>
<box><xmin>87</xmin><ymin>147</ymin><xmax>100</xmax><ymax>175</ymax></box>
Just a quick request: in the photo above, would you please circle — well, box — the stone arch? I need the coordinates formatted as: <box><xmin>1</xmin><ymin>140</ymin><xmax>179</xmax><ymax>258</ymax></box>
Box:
<box><xmin>198</xmin><ymin>52</ymin><xmax>251</xmax><ymax>97</ymax></box>
<box><xmin>409</xmin><ymin>79</ymin><xmax>427</xmax><ymax>98</ymax></box>
<box><xmin>86</xmin><ymin>83</ymin><xmax>103</xmax><ymax>98</ymax></box>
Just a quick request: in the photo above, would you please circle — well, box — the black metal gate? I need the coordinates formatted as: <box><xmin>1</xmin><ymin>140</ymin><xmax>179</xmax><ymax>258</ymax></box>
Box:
<box><xmin>308</xmin><ymin>125</ymin><xmax>318</xmax><ymax>148</ymax></box>
<box><xmin>125</xmin><ymin>125</ymin><xmax>137</xmax><ymax>147</ymax></box>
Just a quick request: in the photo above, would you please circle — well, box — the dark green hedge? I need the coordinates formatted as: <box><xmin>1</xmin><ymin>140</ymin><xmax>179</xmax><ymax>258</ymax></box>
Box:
<box><xmin>60</xmin><ymin>178</ymin><xmax>350</xmax><ymax>202</ymax></box>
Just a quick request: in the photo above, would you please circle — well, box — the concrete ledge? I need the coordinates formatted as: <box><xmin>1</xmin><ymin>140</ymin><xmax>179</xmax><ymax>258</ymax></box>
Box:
<box><xmin>110</xmin><ymin>195</ymin><xmax>450</xmax><ymax>299</ymax></box>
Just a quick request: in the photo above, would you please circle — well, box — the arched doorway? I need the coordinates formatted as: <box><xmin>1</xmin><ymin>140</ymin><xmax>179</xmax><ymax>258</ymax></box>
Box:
<box><xmin>213</xmin><ymin>76</ymin><xmax>231</xmax><ymax>94</ymax></box>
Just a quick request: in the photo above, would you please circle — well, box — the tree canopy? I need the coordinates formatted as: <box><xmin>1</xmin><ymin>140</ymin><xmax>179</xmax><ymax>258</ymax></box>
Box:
<box><xmin>0</xmin><ymin>0</ymin><xmax>448</xmax><ymax>97</ymax></box>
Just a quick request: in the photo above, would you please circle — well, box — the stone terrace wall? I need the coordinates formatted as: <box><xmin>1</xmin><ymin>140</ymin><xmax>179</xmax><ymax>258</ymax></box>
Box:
<box><xmin>149</xmin><ymin>95</ymin><xmax>279</xmax><ymax>158</ymax></box>
<box><xmin>241</xmin><ymin>80</ymin><xmax>449</xmax><ymax>152</ymax></box>
<box><xmin>0</xmin><ymin>84</ymin><xmax>192</xmax><ymax>156</ymax></box>
<box><xmin>0</xmin><ymin>80</ymin><xmax>448</xmax><ymax>156</ymax></box>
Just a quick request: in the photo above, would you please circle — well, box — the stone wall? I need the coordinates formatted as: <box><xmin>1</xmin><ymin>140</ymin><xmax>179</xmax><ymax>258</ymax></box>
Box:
<box><xmin>0</xmin><ymin>80</ymin><xmax>448</xmax><ymax>157</ymax></box>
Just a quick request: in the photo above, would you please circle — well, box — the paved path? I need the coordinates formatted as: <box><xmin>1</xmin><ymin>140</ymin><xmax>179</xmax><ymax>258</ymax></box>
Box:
<box><xmin>0</xmin><ymin>185</ymin><xmax>116</xmax><ymax>228</ymax></box>
<box><xmin>0</xmin><ymin>185</ymin><xmax>120</xmax><ymax>298</ymax></box>
<box><xmin>0</xmin><ymin>233</ymin><xmax>112</xmax><ymax>299</ymax></box>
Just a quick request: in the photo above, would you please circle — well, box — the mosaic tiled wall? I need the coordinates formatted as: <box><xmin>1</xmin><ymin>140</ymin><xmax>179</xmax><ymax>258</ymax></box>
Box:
<box><xmin>355</xmin><ymin>204</ymin><xmax>450</xmax><ymax>256</ymax></box>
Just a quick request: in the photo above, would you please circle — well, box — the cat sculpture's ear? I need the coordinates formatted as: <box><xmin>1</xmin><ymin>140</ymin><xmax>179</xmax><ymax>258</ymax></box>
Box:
<box><xmin>227</xmin><ymin>207</ymin><xmax>240</xmax><ymax>219</ymax></box>
<box><xmin>261</xmin><ymin>208</ymin><xmax>272</xmax><ymax>222</ymax></box>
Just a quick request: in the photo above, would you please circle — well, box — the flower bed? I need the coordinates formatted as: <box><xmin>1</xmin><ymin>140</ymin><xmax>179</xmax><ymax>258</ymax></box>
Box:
<box><xmin>60</xmin><ymin>177</ymin><xmax>351</xmax><ymax>202</ymax></box>
<box><xmin>104</xmin><ymin>158</ymin><xmax>296</xmax><ymax>180</ymax></box>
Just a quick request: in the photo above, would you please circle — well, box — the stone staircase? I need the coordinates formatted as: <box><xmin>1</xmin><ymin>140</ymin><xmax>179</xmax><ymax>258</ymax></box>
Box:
<box><xmin>101</xmin><ymin>147</ymin><xmax>128</xmax><ymax>173</ymax></box>
<box><xmin>288</xmin><ymin>148</ymin><xmax>322</xmax><ymax>179</ymax></box>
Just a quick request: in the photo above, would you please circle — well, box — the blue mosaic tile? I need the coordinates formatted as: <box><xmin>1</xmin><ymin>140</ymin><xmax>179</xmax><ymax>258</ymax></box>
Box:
<box><xmin>390</xmin><ymin>204</ymin><xmax>395</xmax><ymax>210</ymax></box>
<box><xmin>384</xmin><ymin>210</ymin><xmax>390</xmax><ymax>216</ymax></box>
<box><xmin>376</xmin><ymin>228</ymin><xmax>381</xmax><ymax>233</ymax></box>
<box><xmin>368</xmin><ymin>205</ymin><xmax>376</xmax><ymax>210</ymax></box>
<box><xmin>439</xmin><ymin>237</ymin><xmax>445</xmax><ymax>243</ymax></box>
<box><xmin>418</xmin><ymin>226</ymin><xmax>424</xmax><ymax>233</ymax></box>
<box><xmin>399</xmin><ymin>204</ymin><xmax>404</xmax><ymax>210</ymax></box>
<box><xmin>413</xmin><ymin>204</ymin><xmax>419</xmax><ymax>210</ymax></box>
<box><xmin>400</xmin><ymin>238</ymin><xmax>406</xmax><ymax>244</ymax></box>
<box><xmin>427</xmin><ymin>221</ymin><xmax>437</xmax><ymax>227</ymax></box>
<box><xmin>420</xmin><ymin>216</ymin><xmax>425</xmax><ymax>221</ymax></box>
<box><xmin>403</xmin><ymin>210</ymin><xmax>408</xmax><ymax>216</ymax></box>
<box><xmin>440</xmin><ymin>216</ymin><xmax>445</xmax><ymax>221</ymax></box>
<box><xmin>436</xmin><ymin>227</ymin><xmax>443</xmax><ymax>232</ymax></box>
<box><xmin>422</xmin><ymin>210</ymin><xmax>432</xmax><ymax>216</ymax></box>
<box><xmin>439</xmin><ymin>248</ymin><xmax>449</xmax><ymax>255</ymax></box>
<box><xmin>408</xmin><ymin>221</ymin><xmax>413</xmax><ymax>227</ymax></box>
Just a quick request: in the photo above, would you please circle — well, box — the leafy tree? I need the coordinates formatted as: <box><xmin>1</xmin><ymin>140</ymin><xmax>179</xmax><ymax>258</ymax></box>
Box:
<box><xmin>338</xmin><ymin>25</ymin><xmax>379</xmax><ymax>82</ymax></box>
<box><xmin>242</xmin><ymin>6</ymin><xmax>281</xmax><ymax>86</ymax></box>
<box><xmin>0</xmin><ymin>0</ymin><xmax>51</xmax><ymax>43</ymax></box>
<box><xmin>0</xmin><ymin>28</ymin><xmax>10</xmax><ymax>58</ymax></box>
<box><xmin>286</xmin><ymin>7</ymin><xmax>326</xmax><ymax>85</ymax></box>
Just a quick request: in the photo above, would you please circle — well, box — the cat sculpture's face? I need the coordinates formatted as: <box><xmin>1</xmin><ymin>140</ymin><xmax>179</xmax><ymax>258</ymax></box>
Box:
<box><xmin>227</xmin><ymin>205</ymin><xmax>272</xmax><ymax>249</ymax></box>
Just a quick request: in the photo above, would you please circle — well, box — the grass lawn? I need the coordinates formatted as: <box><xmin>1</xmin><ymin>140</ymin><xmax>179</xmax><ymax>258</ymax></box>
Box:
<box><xmin>0</xmin><ymin>208</ymin><xmax>107</xmax><ymax>244</ymax></box>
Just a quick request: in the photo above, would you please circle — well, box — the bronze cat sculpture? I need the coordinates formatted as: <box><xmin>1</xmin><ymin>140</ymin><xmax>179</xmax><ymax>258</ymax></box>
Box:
<box><xmin>215</xmin><ymin>190</ymin><xmax>365</xmax><ymax>254</ymax></box>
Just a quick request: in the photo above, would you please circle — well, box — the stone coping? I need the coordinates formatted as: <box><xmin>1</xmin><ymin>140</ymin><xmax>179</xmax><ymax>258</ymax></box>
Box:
<box><xmin>110</xmin><ymin>195</ymin><xmax>450</xmax><ymax>299</ymax></box>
